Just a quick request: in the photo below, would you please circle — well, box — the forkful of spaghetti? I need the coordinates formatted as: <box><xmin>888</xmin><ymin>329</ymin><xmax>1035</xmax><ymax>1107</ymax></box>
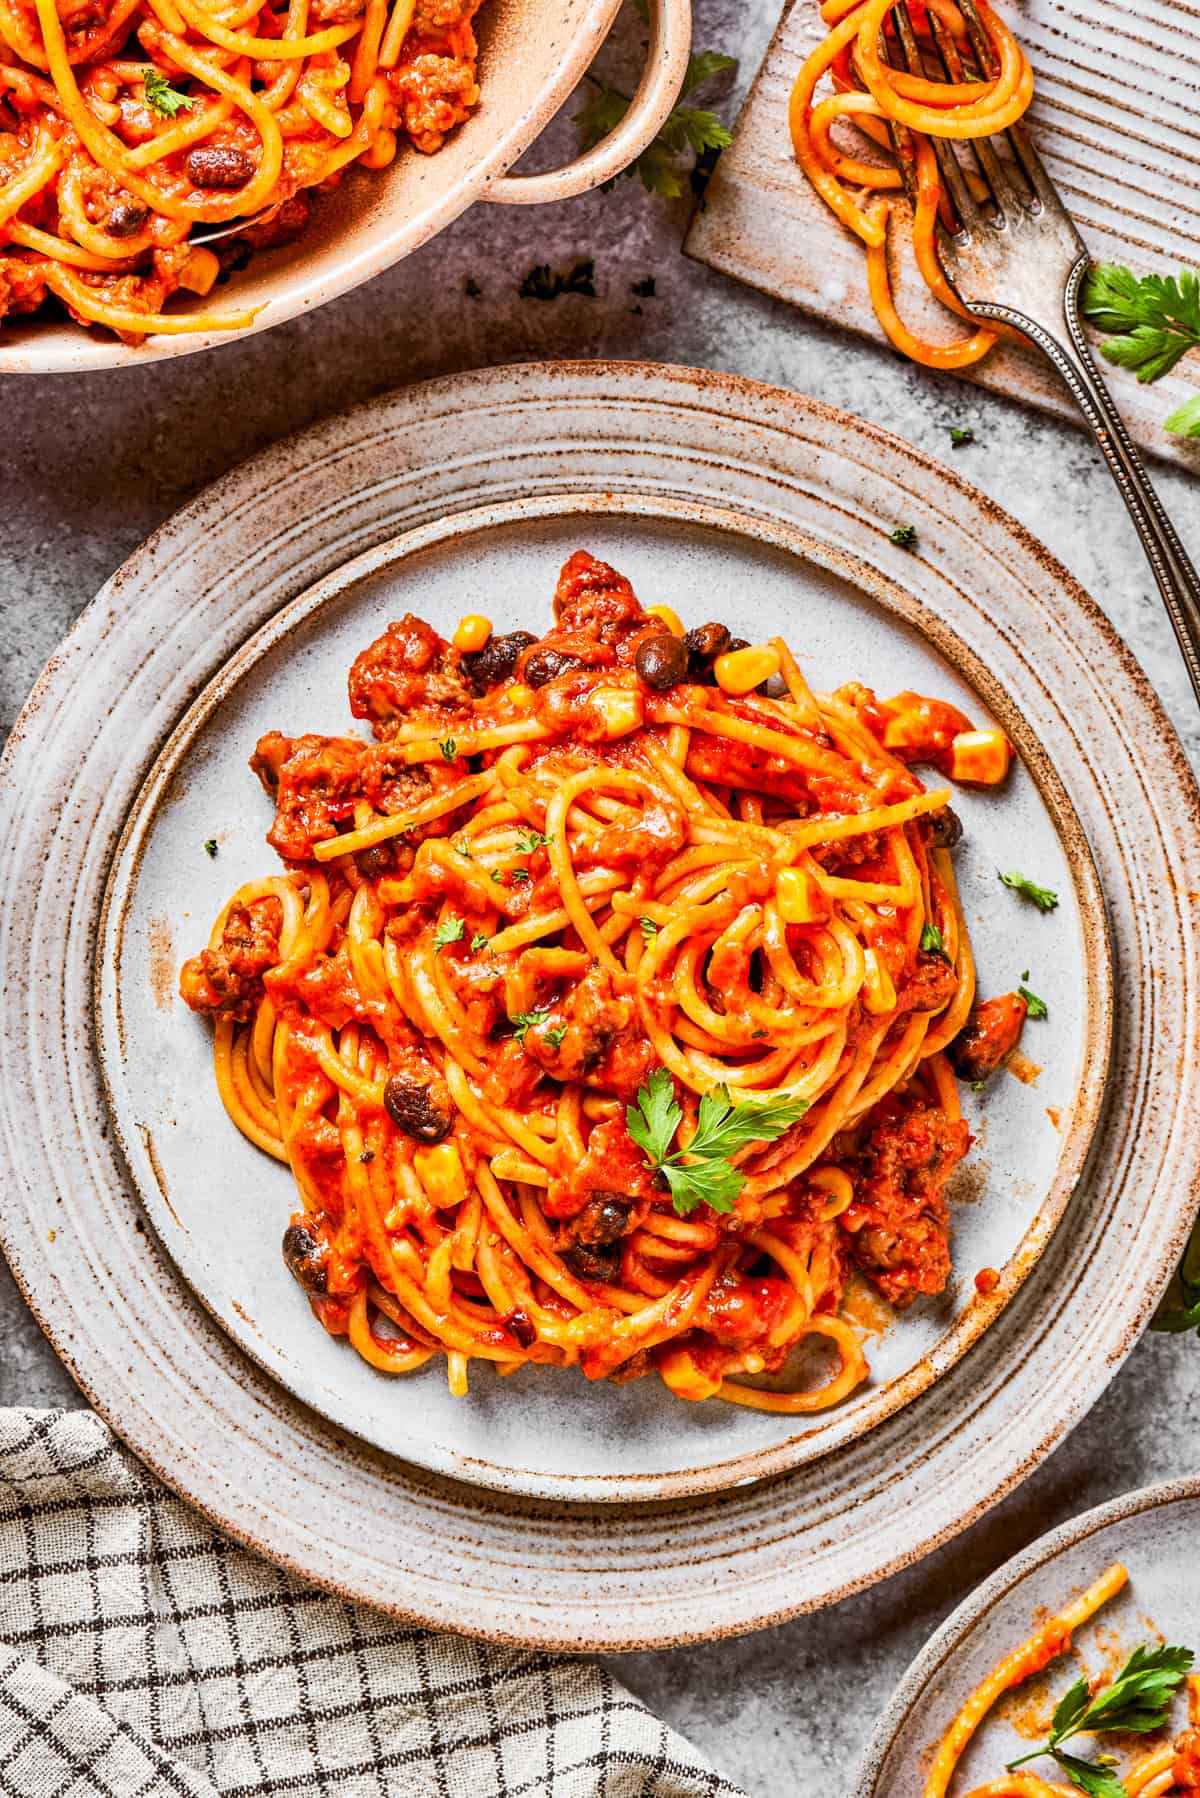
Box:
<box><xmin>789</xmin><ymin>0</ymin><xmax>1034</xmax><ymax>369</ymax></box>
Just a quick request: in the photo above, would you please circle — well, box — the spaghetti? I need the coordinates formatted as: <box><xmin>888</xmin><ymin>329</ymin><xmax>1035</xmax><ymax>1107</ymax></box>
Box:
<box><xmin>924</xmin><ymin>1563</ymin><xmax>1200</xmax><ymax>1798</ymax></box>
<box><xmin>0</xmin><ymin>0</ymin><xmax>484</xmax><ymax>338</ymax></box>
<box><xmin>789</xmin><ymin>0</ymin><xmax>1034</xmax><ymax>369</ymax></box>
<box><xmin>181</xmin><ymin>548</ymin><xmax>1017</xmax><ymax>1409</ymax></box>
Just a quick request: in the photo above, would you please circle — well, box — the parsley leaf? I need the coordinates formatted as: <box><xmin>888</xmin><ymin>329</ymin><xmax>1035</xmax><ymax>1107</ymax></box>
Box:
<box><xmin>626</xmin><ymin>1068</ymin><xmax>808</xmax><ymax>1217</ymax></box>
<box><xmin>950</xmin><ymin>427</ymin><xmax>975</xmax><ymax>447</ymax></box>
<box><xmin>203</xmin><ymin>838</ymin><xmax>218</xmax><ymax>858</ymax></box>
<box><xmin>1019</xmin><ymin>983</ymin><xmax>1048</xmax><ymax>1019</ymax></box>
<box><xmin>433</xmin><ymin>915</ymin><xmax>466</xmax><ymax>952</ymax></box>
<box><xmin>920</xmin><ymin>922</ymin><xmax>945</xmax><ymax>955</ymax></box>
<box><xmin>144</xmin><ymin>68</ymin><xmax>194</xmax><ymax>117</ymax></box>
<box><xmin>519</xmin><ymin>259</ymin><xmax>596</xmax><ymax>301</ymax></box>
<box><xmin>890</xmin><ymin>523</ymin><xmax>919</xmax><ymax>549</ymax></box>
<box><xmin>1165</xmin><ymin>392</ymin><xmax>1200</xmax><ymax>437</ymax></box>
<box><xmin>510</xmin><ymin>868</ymin><xmax>531</xmax><ymax>883</ymax></box>
<box><xmin>515</xmin><ymin>830</ymin><xmax>550</xmax><ymax>853</ymax></box>
<box><xmin>470</xmin><ymin>933</ymin><xmax>490</xmax><ymax>953</ymax></box>
<box><xmin>1000</xmin><ymin>870</ymin><xmax>1059</xmax><ymax>912</ymax></box>
<box><xmin>574</xmin><ymin>47</ymin><xmax>736</xmax><ymax>201</ymax></box>
<box><xmin>1154</xmin><ymin>1211</ymin><xmax>1200</xmax><ymax>1335</ymax></box>
<box><xmin>543</xmin><ymin>1025</ymin><xmax>567</xmax><ymax>1052</ymax></box>
<box><xmin>1081</xmin><ymin>263</ymin><xmax>1200</xmax><ymax>384</ymax></box>
<box><xmin>439</xmin><ymin>737</ymin><xmax>457</xmax><ymax>761</ymax></box>
<box><xmin>510</xmin><ymin>1007</ymin><xmax>550</xmax><ymax>1043</ymax></box>
<box><xmin>1009</xmin><ymin>1643</ymin><xmax>1195</xmax><ymax>1792</ymax></box>
<box><xmin>640</xmin><ymin>916</ymin><xmax>660</xmax><ymax>942</ymax></box>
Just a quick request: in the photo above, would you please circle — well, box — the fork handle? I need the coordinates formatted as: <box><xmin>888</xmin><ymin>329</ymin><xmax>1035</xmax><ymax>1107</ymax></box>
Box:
<box><xmin>977</xmin><ymin>255</ymin><xmax>1200</xmax><ymax>709</ymax></box>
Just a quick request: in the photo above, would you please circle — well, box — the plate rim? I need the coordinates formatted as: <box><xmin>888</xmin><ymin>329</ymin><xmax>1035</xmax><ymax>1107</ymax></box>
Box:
<box><xmin>1</xmin><ymin>359</ymin><xmax>1196</xmax><ymax>1649</ymax></box>
<box><xmin>852</xmin><ymin>1471</ymin><xmax>1200</xmax><ymax>1798</ymax></box>
<box><xmin>94</xmin><ymin>486</ymin><xmax>1113</xmax><ymax>1502</ymax></box>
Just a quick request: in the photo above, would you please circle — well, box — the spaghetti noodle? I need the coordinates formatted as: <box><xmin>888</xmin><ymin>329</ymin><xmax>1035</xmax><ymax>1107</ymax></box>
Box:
<box><xmin>790</xmin><ymin>0</ymin><xmax>1034</xmax><ymax>369</ymax></box>
<box><xmin>925</xmin><ymin>1563</ymin><xmax>1200</xmax><ymax>1798</ymax></box>
<box><xmin>0</xmin><ymin>0</ymin><xmax>484</xmax><ymax>337</ymax></box>
<box><xmin>181</xmin><ymin>548</ymin><xmax>1017</xmax><ymax>1408</ymax></box>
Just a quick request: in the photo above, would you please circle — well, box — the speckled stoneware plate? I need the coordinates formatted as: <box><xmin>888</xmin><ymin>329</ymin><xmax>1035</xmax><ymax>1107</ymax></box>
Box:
<box><xmin>856</xmin><ymin>1476</ymin><xmax>1200</xmax><ymax>1796</ymax></box>
<box><xmin>96</xmin><ymin>490</ymin><xmax>1109</xmax><ymax>1503</ymax></box>
<box><xmin>2</xmin><ymin>363</ymin><xmax>1198</xmax><ymax>1645</ymax></box>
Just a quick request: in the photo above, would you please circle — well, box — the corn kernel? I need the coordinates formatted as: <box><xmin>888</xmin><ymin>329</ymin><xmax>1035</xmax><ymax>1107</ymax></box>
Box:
<box><xmin>713</xmin><ymin>644</ymin><xmax>781</xmax><ymax>696</ymax></box>
<box><xmin>658</xmin><ymin>1347</ymin><xmax>722</xmax><ymax>1402</ymax></box>
<box><xmin>861</xmin><ymin>946</ymin><xmax>897</xmax><ymax>1014</ymax></box>
<box><xmin>947</xmin><ymin>727</ymin><xmax>1012</xmax><ymax>786</ymax></box>
<box><xmin>507</xmin><ymin>682</ymin><xmax>536</xmax><ymax>711</ymax></box>
<box><xmin>453</xmin><ymin>612</ymin><xmax>492</xmax><ymax>653</ymax></box>
<box><xmin>361</xmin><ymin>127</ymin><xmax>396</xmax><ymax>170</ymax></box>
<box><xmin>589</xmin><ymin>686</ymin><xmax>644</xmax><ymax>740</ymax></box>
<box><xmin>775</xmin><ymin>866</ymin><xmax>823</xmax><ymax>924</ymax></box>
<box><xmin>808</xmin><ymin>1165</ymin><xmax>854</xmax><ymax>1219</ymax></box>
<box><xmin>179</xmin><ymin>247</ymin><xmax>219</xmax><ymax>297</ymax></box>
<box><xmin>645</xmin><ymin>603</ymin><xmax>684</xmax><ymax>637</ymax></box>
<box><xmin>413</xmin><ymin>1141</ymin><xmax>464</xmax><ymax>1209</ymax></box>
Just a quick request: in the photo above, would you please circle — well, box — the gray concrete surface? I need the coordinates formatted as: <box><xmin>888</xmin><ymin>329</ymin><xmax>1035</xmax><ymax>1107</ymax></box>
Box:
<box><xmin>3</xmin><ymin>0</ymin><xmax>1199</xmax><ymax>1790</ymax></box>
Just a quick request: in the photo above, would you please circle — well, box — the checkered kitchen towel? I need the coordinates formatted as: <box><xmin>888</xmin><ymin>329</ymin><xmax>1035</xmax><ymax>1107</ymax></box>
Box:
<box><xmin>0</xmin><ymin>1411</ymin><xmax>744</xmax><ymax>1798</ymax></box>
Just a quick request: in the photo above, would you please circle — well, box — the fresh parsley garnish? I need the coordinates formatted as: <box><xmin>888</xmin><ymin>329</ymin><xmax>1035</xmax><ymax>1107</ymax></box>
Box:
<box><xmin>950</xmin><ymin>426</ymin><xmax>975</xmax><ymax>447</ymax></box>
<box><xmin>515</xmin><ymin>830</ymin><xmax>550</xmax><ymax>853</ymax></box>
<box><xmin>1007</xmin><ymin>1643</ymin><xmax>1195</xmax><ymax>1796</ymax></box>
<box><xmin>203</xmin><ymin>838</ymin><xmax>218</xmax><ymax>858</ymax></box>
<box><xmin>519</xmin><ymin>259</ymin><xmax>596</xmax><ymax>301</ymax></box>
<box><xmin>1081</xmin><ymin>263</ymin><xmax>1200</xmax><ymax>385</ymax></box>
<box><xmin>510</xmin><ymin>868</ymin><xmax>531</xmax><ymax>883</ymax></box>
<box><xmin>890</xmin><ymin>523</ymin><xmax>919</xmax><ymax>549</ymax></box>
<box><xmin>1000</xmin><ymin>870</ymin><xmax>1059</xmax><ymax>912</ymax></box>
<box><xmin>1154</xmin><ymin>1208</ymin><xmax>1200</xmax><ymax>1336</ymax></box>
<box><xmin>144</xmin><ymin>68</ymin><xmax>194</xmax><ymax>117</ymax></box>
<box><xmin>490</xmin><ymin>868</ymin><xmax>503</xmax><ymax>883</ymax></box>
<box><xmin>919</xmin><ymin>922</ymin><xmax>945</xmax><ymax>955</ymax></box>
<box><xmin>640</xmin><ymin>916</ymin><xmax>660</xmax><ymax>943</ymax></box>
<box><xmin>439</xmin><ymin>737</ymin><xmax>457</xmax><ymax>761</ymax></box>
<box><xmin>1165</xmin><ymin>392</ymin><xmax>1200</xmax><ymax>437</ymax></box>
<box><xmin>470</xmin><ymin>932</ymin><xmax>490</xmax><ymax>953</ymax></box>
<box><xmin>574</xmin><ymin>47</ymin><xmax>736</xmax><ymax>201</ymax></box>
<box><xmin>631</xmin><ymin>275</ymin><xmax>657</xmax><ymax>298</ymax></box>
<box><xmin>1019</xmin><ymin>983</ymin><xmax>1048</xmax><ymax>1019</ymax></box>
<box><xmin>510</xmin><ymin>1007</ymin><xmax>550</xmax><ymax>1043</ymax></box>
<box><xmin>543</xmin><ymin>1025</ymin><xmax>567</xmax><ymax>1052</ymax></box>
<box><xmin>433</xmin><ymin>915</ymin><xmax>466</xmax><ymax>952</ymax></box>
<box><xmin>625</xmin><ymin>1067</ymin><xmax>809</xmax><ymax>1217</ymax></box>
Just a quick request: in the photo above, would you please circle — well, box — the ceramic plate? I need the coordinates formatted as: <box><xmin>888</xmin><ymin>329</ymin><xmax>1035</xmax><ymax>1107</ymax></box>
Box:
<box><xmin>2</xmin><ymin>363</ymin><xmax>1197</xmax><ymax>1645</ymax></box>
<box><xmin>856</xmin><ymin>1476</ymin><xmax>1200</xmax><ymax>1796</ymax></box>
<box><xmin>97</xmin><ymin>492</ymin><xmax>1109</xmax><ymax>1501</ymax></box>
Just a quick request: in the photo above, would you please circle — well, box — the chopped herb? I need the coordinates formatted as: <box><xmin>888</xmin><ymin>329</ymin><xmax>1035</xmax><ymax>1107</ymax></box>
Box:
<box><xmin>543</xmin><ymin>1025</ymin><xmax>567</xmax><ymax>1052</ymax></box>
<box><xmin>464</xmin><ymin>277</ymin><xmax>482</xmax><ymax>299</ymax></box>
<box><xmin>1018</xmin><ymin>984</ymin><xmax>1048</xmax><ymax>1019</ymax></box>
<box><xmin>1000</xmin><ymin>870</ymin><xmax>1059</xmax><ymax>912</ymax></box>
<box><xmin>949</xmin><ymin>426</ymin><xmax>975</xmax><ymax>447</ymax></box>
<box><xmin>890</xmin><ymin>523</ymin><xmax>919</xmax><ymax>550</ymax></box>
<box><xmin>919</xmin><ymin>921</ymin><xmax>945</xmax><ymax>955</ymax></box>
<box><xmin>639</xmin><ymin>916</ymin><xmax>660</xmax><ymax>942</ymax></box>
<box><xmin>971</xmin><ymin>1078</ymin><xmax>986</xmax><ymax>1092</ymax></box>
<box><xmin>1008</xmin><ymin>1643</ymin><xmax>1195</xmax><ymax>1797</ymax></box>
<box><xmin>358</xmin><ymin>1150</ymin><xmax>375</xmax><ymax>1164</ymax></box>
<box><xmin>433</xmin><ymin>915</ymin><xmax>466</xmax><ymax>952</ymax></box>
<box><xmin>470</xmin><ymin>933</ymin><xmax>490</xmax><ymax>953</ymax></box>
<box><xmin>490</xmin><ymin>868</ymin><xmax>504</xmax><ymax>883</ymax></box>
<box><xmin>510</xmin><ymin>1007</ymin><xmax>550</xmax><ymax>1043</ymax></box>
<box><xmin>1155</xmin><ymin>1211</ymin><xmax>1200</xmax><ymax>1336</ymax></box>
<box><xmin>203</xmin><ymin>838</ymin><xmax>219</xmax><ymax>858</ymax></box>
<box><xmin>574</xmin><ymin>48</ymin><xmax>736</xmax><ymax>201</ymax></box>
<box><xmin>515</xmin><ymin>829</ymin><xmax>550</xmax><ymax>853</ymax></box>
<box><xmin>439</xmin><ymin>737</ymin><xmax>457</xmax><ymax>761</ymax></box>
<box><xmin>1081</xmin><ymin>262</ymin><xmax>1200</xmax><ymax>384</ymax></box>
<box><xmin>144</xmin><ymin>68</ymin><xmax>194</xmax><ymax>117</ymax></box>
<box><xmin>631</xmin><ymin>275</ymin><xmax>657</xmax><ymax>298</ymax></box>
<box><xmin>510</xmin><ymin>868</ymin><xmax>532</xmax><ymax>883</ymax></box>
<box><xmin>519</xmin><ymin>259</ymin><xmax>596</xmax><ymax>301</ymax></box>
<box><xmin>1165</xmin><ymin>392</ymin><xmax>1200</xmax><ymax>437</ymax></box>
<box><xmin>626</xmin><ymin>1066</ymin><xmax>809</xmax><ymax>1217</ymax></box>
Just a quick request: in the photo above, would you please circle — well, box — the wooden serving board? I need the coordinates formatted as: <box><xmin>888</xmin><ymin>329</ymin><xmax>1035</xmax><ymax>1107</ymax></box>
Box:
<box><xmin>686</xmin><ymin>0</ymin><xmax>1200</xmax><ymax>468</ymax></box>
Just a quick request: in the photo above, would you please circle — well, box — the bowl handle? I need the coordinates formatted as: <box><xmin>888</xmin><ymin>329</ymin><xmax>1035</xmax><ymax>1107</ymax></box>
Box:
<box><xmin>482</xmin><ymin>0</ymin><xmax>693</xmax><ymax>205</ymax></box>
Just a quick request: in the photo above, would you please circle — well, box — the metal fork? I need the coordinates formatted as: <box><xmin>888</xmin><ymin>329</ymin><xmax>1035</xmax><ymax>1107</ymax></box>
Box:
<box><xmin>883</xmin><ymin>0</ymin><xmax>1200</xmax><ymax>707</ymax></box>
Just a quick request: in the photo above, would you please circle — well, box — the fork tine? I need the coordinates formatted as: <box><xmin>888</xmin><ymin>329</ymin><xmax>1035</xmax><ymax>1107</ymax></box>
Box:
<box><xmin>922</xmin><ymin>3</ymin><xmax>1023</xmax><ymax>222</ymax></box>
<box><xmin>876</xmin><ymin>19</ymin><xmax>921</xmax><ymax>207</ymax></box>
<box><xmin>890</xmin><ymin>2</ymin><xmax>981</xmax><ymax>235</ymax></box>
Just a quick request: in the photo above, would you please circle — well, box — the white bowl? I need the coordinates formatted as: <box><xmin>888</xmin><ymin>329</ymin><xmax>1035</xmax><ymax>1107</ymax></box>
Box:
<box><xmin>0</xmin><ymin>0</ymin><xmax>691</xmax><ymax>374</ymax></box>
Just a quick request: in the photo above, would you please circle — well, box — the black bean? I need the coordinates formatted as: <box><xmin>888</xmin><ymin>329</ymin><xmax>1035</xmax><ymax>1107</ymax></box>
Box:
<box><xmin>383</xmin><ymin>1075</ymin><xmax>453</xmax><ymax>1143</ymax></box>
<box><xmin>634</xmin><ymin>633</ymin><xmax>688</xmax><ymax>691</ymax></box>
<box><xmin>282</xmin><ymin>1223</ymin><xmax>327</xmax><ymax>1294</ymax></box>
<box><xmin>185</xmin><ymin>145</ymin><xmax>255</xmax><ymax>189</ymax></box>
<box><xmin>929</xmin><ymin>805</ymin><xmax>964</xmax><ymax>849</ymax></box>
<box><xmin>683</xmin><ymin>622</ymin><xmax>731</xmax><ymax>660</ymax></box>
<box><xmin>726</xmin><ymin>638</ymin><xmax>749</xmax><ymax>655</ymax></box>
<box><xmin>522</xmin><ymin>647</ymin><xmax>580</xmax><ymax>689</ymax></box>
<box><xmin>461</xmin><ymin>630</ymin><xmax>536</xmax><ymax>693</ymax></box>
<box><xmin>106</xmin><ymin>195</ymin><xmax>149</xmax><ymax>237</ymax></box>
<box><xmin>563</xmin><ymin>1241</ymin><xmax>621</xmax><ymax>1282</ymax></box>
<box><xmin>577</xmin><ymin>1191</ymin><xmax>632</xmax><ymax>1244</ymax></box>
<box><xmin>503</xmin><ymin>1308</ymin><xmax>537</xmax><ymax>1348</ymax></box>
<box><xmin>356</xmin><ymin>842</ymin><xmax>392</xmax><ymax>880</ymax></box>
